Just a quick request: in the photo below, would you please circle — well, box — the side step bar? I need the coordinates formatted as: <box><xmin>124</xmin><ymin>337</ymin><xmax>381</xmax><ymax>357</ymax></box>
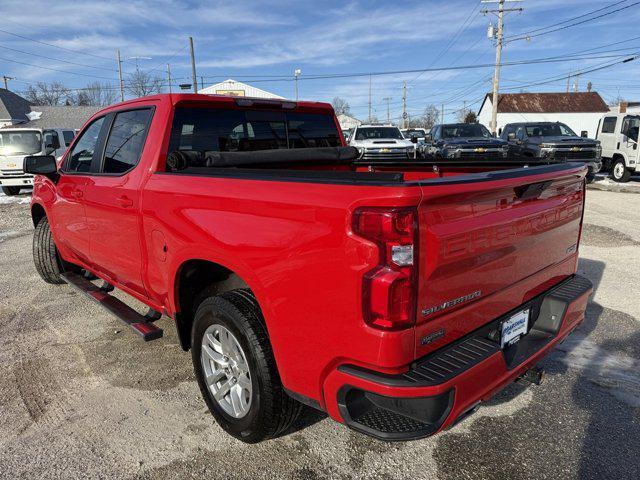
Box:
<box><xmin>61</xmin><ymin>272</ymin><xmax>163</xmax><ymax>341</ymax></box>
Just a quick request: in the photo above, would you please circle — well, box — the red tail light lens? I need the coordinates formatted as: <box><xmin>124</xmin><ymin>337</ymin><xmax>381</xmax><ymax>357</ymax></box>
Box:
<box><xmin>353</xmin><ymin>207</ymin><xmax>418</xmax><ymax>330</ymax></box>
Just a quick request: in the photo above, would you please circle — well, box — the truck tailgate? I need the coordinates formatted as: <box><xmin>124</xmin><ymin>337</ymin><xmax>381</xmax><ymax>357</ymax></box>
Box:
<box><xmin>414</xmin><ymin>164</ymin><xmax>585</xmax><ymax>358</ymax></box>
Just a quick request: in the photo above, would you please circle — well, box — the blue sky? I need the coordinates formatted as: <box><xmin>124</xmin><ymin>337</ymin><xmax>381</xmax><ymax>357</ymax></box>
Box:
<box><xmin>1</xmin><ymin>0</ymin><xmax>640</xmax><ymax>122</ymax></box>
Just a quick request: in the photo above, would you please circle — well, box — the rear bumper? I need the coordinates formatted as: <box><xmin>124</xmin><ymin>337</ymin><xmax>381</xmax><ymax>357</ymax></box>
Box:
<box><xmin>324</xmin><ymin>275</ymin><xmax>592</xmax><ymax>441</ymax></box>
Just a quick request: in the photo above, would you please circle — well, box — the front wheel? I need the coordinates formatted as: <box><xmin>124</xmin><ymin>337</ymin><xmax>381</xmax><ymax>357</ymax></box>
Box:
<box><xmin>192</xmin><ymin>289</ymin><xmax>302</xmax><ymax>443</ymax></box>
<box><xmin>2</xmin><ymin>186</ymin><xmax>21</xmax><ymax>196</ymax></box>
<box><xmin>33</xmin><ymin>216</ymin><xmax>65</xmax><ymax>284</ymax></box>
<box><xmin>586</xmin><ymin>169</ymin><xmax>596</xmax><ymax>183</ymax></box>
<box><xmin>611</xmin><ymin>158</ymin><xmax>632</xmax><ymax>182</ymax></box>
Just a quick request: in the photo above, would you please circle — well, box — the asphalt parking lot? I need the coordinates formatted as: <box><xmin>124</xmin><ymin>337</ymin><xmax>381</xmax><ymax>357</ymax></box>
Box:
<box><xmin>0</xmin><ymin>186</ymin><xmax>639</xmax><ymax>480</ymax></box>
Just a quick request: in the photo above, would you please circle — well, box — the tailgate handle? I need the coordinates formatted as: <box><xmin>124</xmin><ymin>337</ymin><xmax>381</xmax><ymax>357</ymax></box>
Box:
<box><xmin>514</xmin><ymin>180</ymin><xmax>552</xmax><ymax>200</ymax></box>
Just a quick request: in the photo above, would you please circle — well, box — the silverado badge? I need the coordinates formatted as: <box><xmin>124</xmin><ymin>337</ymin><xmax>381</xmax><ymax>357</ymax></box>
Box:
<box><xmin>422</xmin><ymin>291</ymin><xmax>482</xmax><ymax>316</ymax></box>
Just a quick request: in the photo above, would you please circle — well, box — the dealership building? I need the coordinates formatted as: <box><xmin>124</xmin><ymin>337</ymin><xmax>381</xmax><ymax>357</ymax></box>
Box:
<box><xmin>198</xmin><ymin>79</ymin><xmax>284</xmax><ymax>99</ymax></box>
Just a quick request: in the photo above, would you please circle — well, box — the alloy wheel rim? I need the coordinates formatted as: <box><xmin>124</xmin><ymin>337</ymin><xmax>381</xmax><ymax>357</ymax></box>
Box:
<box><xmin>201</xmin><ymin>324</ymin><xmax>252</xmax><ymax>418</ymax></box>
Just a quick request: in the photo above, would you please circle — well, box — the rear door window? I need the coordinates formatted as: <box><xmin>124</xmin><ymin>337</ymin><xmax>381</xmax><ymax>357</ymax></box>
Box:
<box><xmin>102</xmin><ymin>109</ymin><xmax>153</xmax><ymax>174</ymax></box>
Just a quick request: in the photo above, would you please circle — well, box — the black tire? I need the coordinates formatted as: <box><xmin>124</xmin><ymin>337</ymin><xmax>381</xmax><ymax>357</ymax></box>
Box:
<box><xmin>2</xmin><ymin>186</ymin><xmax>21</xmax><ymax>196</ymax></box>
<box><xmin>192</xmin><ymin>289</ymin><xmax>302</xmax><ymax>443</ymax></box>
<box><xmin>586</xmin><ymin>169</ymin><xmax>596</xmax><ymax>183</ymax></box>
<box><xmin>33</xmin><ymin>216</ymin><xmax>65</xmax><ymax>284</ymax></box>
<box><xmin>611</xmin><ymin>158</ymin><xmax>631</xmax><ymax>183</ymax></box>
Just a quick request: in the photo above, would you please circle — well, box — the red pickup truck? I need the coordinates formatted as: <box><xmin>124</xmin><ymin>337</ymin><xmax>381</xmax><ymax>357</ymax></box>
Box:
<box><xmin>26</xmin><ymin>94</ymin><xmax>592</xmax><ymax>443</ymax></box>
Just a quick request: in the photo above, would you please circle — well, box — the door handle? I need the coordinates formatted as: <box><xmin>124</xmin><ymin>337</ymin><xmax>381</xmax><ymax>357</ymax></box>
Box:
<box><xmin>116</xmin><ymin>195</ymin><xmax>133</xmax><ymax>208</ymax></box>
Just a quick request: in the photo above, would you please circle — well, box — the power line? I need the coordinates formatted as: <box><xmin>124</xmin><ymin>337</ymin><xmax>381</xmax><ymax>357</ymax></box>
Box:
<box><xmin>0</xmin><ymin>55</ymin><xmax>118</xmax><ymax>80</ymax></box>
<box><xmin>198</xmin><ymin>52</ymin><xmax>639</xmax><ymax>83</ymax></box>
<box><xmin>505</xmin><ymin>0</ymin><xmax>629</xmax><ymax>39</ymax></box>
<box><xmin>506</xmin><ymin>1</ymin><xmax>640</xmax><ymax>43</ymax></box>
<box><xmin>0</xmin><ymin>43</ymin><xmax>118</xmax><ymax>72</ymax></box>
<box><xmin>410</xmin><ymin>1</ymin><xmax>482</xmax><ymax>84</ymax></box>
<box><xmin>0</xmin><ymin>27</ymin><xmax>134</xmax><ymax>64</ymax></box>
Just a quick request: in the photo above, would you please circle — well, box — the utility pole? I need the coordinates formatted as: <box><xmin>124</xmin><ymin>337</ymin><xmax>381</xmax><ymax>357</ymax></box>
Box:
<box><xmin>402</xmin><ymin>81</ymin><xmax>407</xmax><ymax>129</ymax></box>
<box><xmin>566</xmin><ymin>68</ymin><xmax>571</xmax><ymax>93</ymax></box>
<box><xmin>368</xmin><ymin>74</ymin><xmax>372</xmax><ymax>123</ymax></box>
<box><xmin>189</xmin><ymin>36</ymin><xmax>198</xmax><ymax>93</ymax></box>
<box><xmin>2</xmin><ymin>76</ymin><xmax>14</xmax><ymax>90</ymax></box>
<box><xmin>483</xmin><ymin>0</ymin><xmax>523</xmax><ymax>135</ymax></box>
<box><xmin>166</xmin><ymin>64</ymin><xmax>172</xmax><ymax>94</ymax></box>
<box><xmin>441</xmin><ymin>103</ymin><xmax>445</xmax><ymax>124</ymax></box>
<box><xmin>294</xmin><ymin>68</ymin><xmax>301</xmax><ymax>101</ymax></box>
<box><xmin>383</xmin><ymin>97</ymin><xmax>392</xmax><ymax>124</ymax></box>
<box><xmin>116</xmin><ymin>49</ymin><xmax>124</xmax><ymax>102</ymax></box>
<box><xmin>200</xmin><ymin>76</ymin><xmax>205</xmax><ymax>90</ymax></box>
<box><xmin>573</xmin><ymin>74</ymin><xmax>579</xmax><ymax>93</ymax></box>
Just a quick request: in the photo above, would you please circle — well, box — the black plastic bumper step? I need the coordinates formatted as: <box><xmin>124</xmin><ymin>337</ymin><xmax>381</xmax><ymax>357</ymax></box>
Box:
<box><xmin>61</xmin><ymin>272</ymin><xmax>163</xmax><ymax>341</ymax></box>
<box><xmin>339</xmin><ymin>274</ymin><xmax>592</xmax><ymax>387</ymax></box>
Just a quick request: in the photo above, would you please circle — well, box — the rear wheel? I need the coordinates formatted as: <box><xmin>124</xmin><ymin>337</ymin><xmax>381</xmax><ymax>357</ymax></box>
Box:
<box><xmin>611</xmin><ymin>158</ymin><xmax>631</xmax><ymax>182</ymax></box>
<box><xmin>2</xmin><ymin>186</ymin><xmax>21</xmax><ymax>196</ymax></box>
<box><xmin>33</xmin><ymin>216</ymin><xmax>65</xmax><ymax>284</ymax></box>
<box><xmin>192</xmin><ymin>289</ymin><xmax>302</xmax><ymax>443</ymax></box>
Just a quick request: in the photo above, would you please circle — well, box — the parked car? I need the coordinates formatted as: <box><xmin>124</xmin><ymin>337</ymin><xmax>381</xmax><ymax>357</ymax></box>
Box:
<box><xmin>348</xmin><ymin>124</ymin><xmax>416</xmax><ymax>161</ymax></box>
<box><xmin>595</xmin><ymin>112</ymin><xmax>640</xmax><ymax>182</ymax></box>
<box><xmin>27</xmin><ymin>93</ymin><xmax>591</xmax><ymax>443</ymax></box>
<box><xmin>401</xmin><ymin>128</ymin><xmax>428</xmax><ymax>142</ymax></box>
<box><xmin>421</xmin><ymin>123</ymin><xmax>509</xmax><ymax>160</ymax></box>
<box><xmin>502</xmin><ymin>122</ymin><xmax>602</xmax><ymax>182</ymax></box>
<box><xmin>0</xmin><ymin>127</ymin><xmax>75</xmax><ymax>195</ymax></box>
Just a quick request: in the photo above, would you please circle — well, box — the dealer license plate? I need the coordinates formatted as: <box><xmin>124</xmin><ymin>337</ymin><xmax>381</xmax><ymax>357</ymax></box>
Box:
<box><xmin>501</xmin><ymin>309</ymin><xmax>529</xmax><ymax>348</ymax></box>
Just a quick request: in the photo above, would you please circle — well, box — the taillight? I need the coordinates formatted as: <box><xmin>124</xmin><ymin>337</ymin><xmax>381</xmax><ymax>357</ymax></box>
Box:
<box><xmin>353</xmin><ymin>207</ymin><xmax>418</xmax><ymax>330</ymax></box>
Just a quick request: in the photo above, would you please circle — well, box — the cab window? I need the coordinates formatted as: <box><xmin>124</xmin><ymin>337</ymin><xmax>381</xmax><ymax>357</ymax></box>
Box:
<box><xmin>102</xmin><ymin>109</ymin><xmax>153</xmax><ymax>174</ymax></box>
<box><xmin>64</xmin><ymin>117</ymin><xmax>105</xmax><ymax>173</ymax></box>
<box><xmin>62</xmin><ymin>130</ymin><xmax>75</xmax><ymax>146</ymax></box>
<box><xmin>601</xmin><ymin>117</ymin><xmax>617</xmax><ymax>134</ymax></box>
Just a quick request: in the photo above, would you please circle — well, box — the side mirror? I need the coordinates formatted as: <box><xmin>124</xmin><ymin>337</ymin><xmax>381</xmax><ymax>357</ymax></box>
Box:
<box><xmin>581</xmin><ymin>131</ymin><xmax>588</xmax><ymax>138</ymax></box>
<box><xmin>508</xmin><ymin>133</ymin><xmax>516</xmax><ymax>141</ymax></box>
<box><xmin>45</xmin><ymin>143</ymin><xmax>56</xmax><ymax>155</ymax></box>
<box><xmin>24</xmin><ymin>155</ymin><xmax>58</xmax><ymax>178</ymax></box>
<box><xmin>410</xmin><ymin>136</ymin><xmax>418</xmax><ymax>144</ymax></box>
<box><xmin>425</xmin><ymin>134</ymin><xmax>432</xmax><ymax>142</ymax></box>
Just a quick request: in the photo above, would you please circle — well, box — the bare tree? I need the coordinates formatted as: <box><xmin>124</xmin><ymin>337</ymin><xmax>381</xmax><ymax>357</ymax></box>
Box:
<box><xmin>76</xmin><ymin>82</ymin><xmax>117</xmax><ymax>106</ymax></box>
<box><xmin>609</xmin><ymin>94</ymin><xmax>627</xmax><ymax>107</ymax></box>
<box><xmin>331</xmin><ymin>97</ymin><xmax>351</xmax><ymax>115</ymax></box>
<box><xmin>126</xmin><ymin>69</ymin><xmax>163</xmax><ymax>98</ymax></box>
<box><xmin>25</xmin><ymin>81</ymin><xmax>71</xmax><ymax>105</ymax></box>
<box><xmin>422</xmin><ymin>104</ymin><xmax>439</xmax><ymax>129</ymax></box>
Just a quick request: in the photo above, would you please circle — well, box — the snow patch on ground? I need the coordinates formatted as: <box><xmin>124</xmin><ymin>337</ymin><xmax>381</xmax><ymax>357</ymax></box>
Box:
<box><xmin>556</xmin><ymin>333</ymin><xmax>640</xmax><ymax>408</ymax></box>
<box><xmin>0</xmin><ymin>193</ymin><xmax>31</xmax><ymax>205</ymax></box>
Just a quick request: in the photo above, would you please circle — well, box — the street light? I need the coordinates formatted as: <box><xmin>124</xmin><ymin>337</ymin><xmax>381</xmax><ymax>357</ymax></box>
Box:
<box><xmin>294</xmin><ymin>68</ymin><xmax>301</xmax><ymax>101</ymax></box>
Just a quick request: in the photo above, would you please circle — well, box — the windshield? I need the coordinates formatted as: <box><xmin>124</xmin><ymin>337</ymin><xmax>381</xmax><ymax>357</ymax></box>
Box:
<box><xmin>623</xmin><ymin>116</ymin><xmax>640</xmax><ymax>142</ymax></box>
<box><xmin>403</xmin><ymin>129</ymin><xmax>425</xmax><ymax>138</ymax></box>
<box><xmin>525</xmin><ymin>123</ymin><xmax>576</xmax><ymax>137</ymax></box>
<box><xmin>355</xmin><ymin>127</ymin><xmax>403</xmax><ymax>140</ymax></box>
<box><xmin>442</xmin><ymin>124</ymin><xmax>491</xmax><ymax>139</ymax></box>
<box><xmin>0</xmin><ymin>131</ymin><xmax>42</xmax><ymax>155</ymax></box>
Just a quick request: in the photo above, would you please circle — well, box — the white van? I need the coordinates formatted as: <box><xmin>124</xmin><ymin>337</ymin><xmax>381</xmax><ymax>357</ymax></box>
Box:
<box><xmin>595</xmin><ymin>113</ymin><xmax>640</xmax><ymax>182</ymax></box>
